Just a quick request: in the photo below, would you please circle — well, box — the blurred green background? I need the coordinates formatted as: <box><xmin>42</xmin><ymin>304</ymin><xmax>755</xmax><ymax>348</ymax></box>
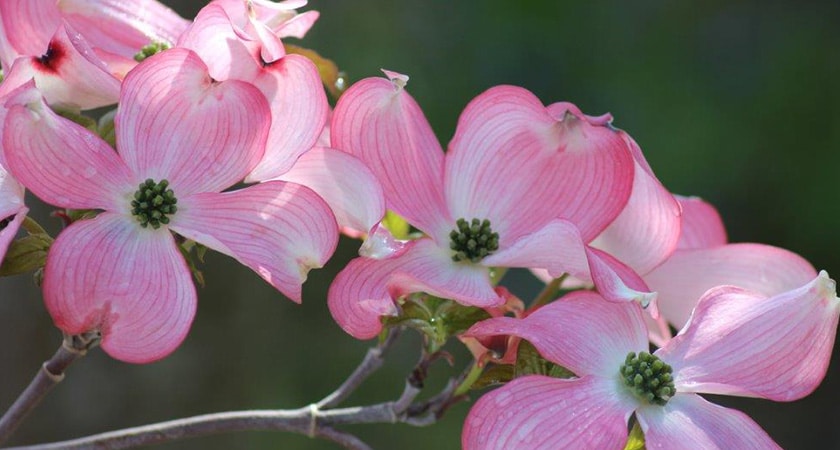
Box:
<box><xmin>2</xmin><ymin>0</ymin><xmax>839</xmax><ymax>448</ymax></box>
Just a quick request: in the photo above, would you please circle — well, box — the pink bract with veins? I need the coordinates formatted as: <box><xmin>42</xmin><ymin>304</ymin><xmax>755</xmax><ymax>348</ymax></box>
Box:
<box><xmin>462</xmin><ymin>275</ymin><xmax>840</xmax><ymax>449</ymax></box>
<box><xmin>327</xmin><ymin>71</ymin><xmax>653</xmax><ymax>340</ymax></box>
<box><xmin>178</xmin><ymin>4</ymin><xmax>385</xmax><ymax>237</ymax></box>
<box><xmin>1</xmin><ymin>50</ymin><xmax>338</xmax><ymax>363</ymax></box>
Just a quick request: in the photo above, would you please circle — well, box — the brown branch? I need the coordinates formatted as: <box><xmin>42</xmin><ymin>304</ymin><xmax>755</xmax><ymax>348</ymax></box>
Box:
<box><xmin>0</xmin><ymin>333</ymin><xmax>99</xmax><ymax>445</ymax></box>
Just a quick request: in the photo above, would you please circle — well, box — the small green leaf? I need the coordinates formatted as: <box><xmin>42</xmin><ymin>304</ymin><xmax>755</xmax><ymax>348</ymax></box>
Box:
<box><xmin>435</xmin><ymin>301</ymin><xmax>491</xmax><ymax>336</ymax></box>
<box><xmin>177</xmin><ymin>240</ymin><xmax>206</xmax><ymax>288</ymax></box>
<box><xmin>284</xmin><ymin>44</ymin><xmax>344</xmax><ymax>99</ymax></box>
<box><xmin>515</xmin><ymin>339</ymin><xmax>575</xmax><ymax>379</ymax></box>
<box><xmin>55</xmin><ymin>109</ymin><xmax>97</xmax><ymax>132</ymax></box>
<box><xmin>0</xmin><ymin>234</ymin><xmax>53</xmax><ymax>276</ymax></box>
<box><xmin>471</xmin><ymin>364</ymin><xmax>515</xmax><ymax>390</ymax></box>
<box><xmin>98</xmin><ymin>109</ymin><xmax>117</xmax><ymax>148</ymax></box>
<box><xmin>623</xmin><ymin>421</ymin><xmax>646</xmax><ymax>450</ymax></box>
<box><xmin>515</xmin><ymin>339</ymin><xmax>548</xmax><ymax>377</ymax></box>
<box><xmin>380</xmin><ymin>210</ymin><xmax>410</xmax><ymax>240</ymax></box>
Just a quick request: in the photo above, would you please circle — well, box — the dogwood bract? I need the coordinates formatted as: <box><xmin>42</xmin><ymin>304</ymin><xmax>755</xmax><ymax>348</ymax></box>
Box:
<box><xmin>1</xmin><ymin>49</ymin><xmax>338</xmax><ymax>363</ymax></box>
<box><xmin>462</xmin><ymin>274</ymin><xmax>839</xmax><ymax>449</ymax></box>
<box><xmin>327</xmin><ymin>71</ymin><xmax>659</xmax><ymax>339</ymax></box>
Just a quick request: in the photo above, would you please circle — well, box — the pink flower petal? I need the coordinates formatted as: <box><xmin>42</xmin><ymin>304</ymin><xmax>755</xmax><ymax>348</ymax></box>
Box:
<box><xmin>637</xmin><ymin>394</ymin><xmax>779</xmax><ymax>449</ymax></box>
<box><xmin>43</xmin><ymin>213</ymin><xmax>196</xmax><ymax>364</ymax></box>
<box><xmin>675</xmin><ymin>196</ymin><xmax>727</xmax><ymax>250</ymax></box>
<box><xmin>446</xmin><ymin>88</ymin><xmax>634</xmax><ymax>243</ymax></box>
<box><xmin>170</xmin><ymin>181</ymin><xmax>338</xmax><ymax>303</ymax></box>
<box><xmin>59</xmin><ymin>0</ymin><xmax>188</xmax><ymax>59</ymax></box>
<box><xmin>589</xmin><ymin>132</ymin><xmax>681</xmax><ymax>274</ymax></box>
<box><xmin>274</xmin><ymin>147</ymin><xmax>385</xmax><ymax>233</ymax></box>
<box><xmin>275</xmin><ymin>10</ymin><xmax>320</xmax><ymax>38</ymax></box>
<box><xmin>462</xmin><ymin>376</ymin><xmax>636</xmax><ymax>450</ymax></box>
<box><xmin>466</xmin><ymin>291</ymin><xmax>648</xmax><ymax>377</ymax></box>
<box><xmin>116</xmin><ymin>48</ymin><xmax>271</xmax><ymax>196</ymax></box>
<box><xmin>2</xmin><ymin>83</ymin><xmax>133</xmax><ymax>210</ymax></box>
<box><xmin>658</xmin><ymin>273</ymin><xmax>839</xmax><ymax>401</ymax></box>
<box><xmin>177</xmin><ymin>4</ymin><xmax>261</xmax><ymax>82</ymax></box>
<box><xmin>483</xmin><ymin>220</ymin><xmax>656</xmax><ymax>307</ymax></box>
<box><xmin>328</xmin><ymin>252</ymin><xmax>406</xmax><ymax>340</ymax></box>
<box><xmin>0</xmin><ymin>0</ymin><xmax>59</xmax><ymax>68</ymax></box>
<box><xmin>0</xmin><ymin>208</ymin><xmax>27</xmax><ymax>264</ymax></box>
<box><xmin>5</xmin><ymin>24</ymin><xmax>121</xmax><ymax>110</ymax></box>
<box><xmin>246</xmin><ymin>54</ymin><xmax>329</xmax><ymax>181</ymax></box>
<box><xmin>0</xmin><ymin>167</ymin><xmax>27</xmax><ymax>262</ymax></box>
<box><xmin>386</xmin><ymin>238</ymin><xmax>501</xmax><ymax>308</ymax></box>
<box><xmin>643</xmin><ymin>243</ymin><xmax>817</xmax><ymax>329</ymax></box>
<box><xmin>328</xmin><ymin>238</ymin><xmax>500</xmax><ymax>339</ymax></box>
<box><xmin>331</xmin><ymin>73</ymin><xmax>450</xmax><ymax>240</ymax></box>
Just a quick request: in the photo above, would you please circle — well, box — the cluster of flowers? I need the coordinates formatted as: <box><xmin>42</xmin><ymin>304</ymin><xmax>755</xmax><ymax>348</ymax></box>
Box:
<box><xmin>0</xmin><ymin>1</ymin><xmax>836</xmax><ymax>448</ymax></box>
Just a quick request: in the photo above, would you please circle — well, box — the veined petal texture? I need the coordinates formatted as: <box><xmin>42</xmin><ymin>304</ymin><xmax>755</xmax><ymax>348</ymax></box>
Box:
<box><xmin>466</xmin><ymin>291</ymin><xmax>648</xmax><ymax>377</ymax></box>
<box><xmin>43</xmin><ymin>213</ymin><xmax>196</xmax><ymax>363</ymax></box>
<box><xmin>171</xmin><ymin>181</ymin><xmax>338</xmax><ymax>303</ymax></box>
<box><xmin>659</xmin><ymin>273</ymin><xmax>839</xmax><ymax>401</ymax></box>
<box><xmin>331</xmin><ymin>72</ymin><xmax>450</xmax><ymax>240</ymax></box>
<box><xmin>2</xmin><ymin>83</ymin><xmax>133</xmax><ymax>211</ymax></box>
<box><xmin>462</xmin><ymin>376</ymin><xmax>635</xmax><ymax>450</ymax></box>
<box><xmin>116</xmin><ymin>49</ymin><xmax>271</xmax><ymax>196</ymax></box>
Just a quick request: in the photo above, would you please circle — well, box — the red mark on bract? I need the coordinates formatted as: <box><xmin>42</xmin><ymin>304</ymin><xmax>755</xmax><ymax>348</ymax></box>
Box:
<box><xmin>33</xmin><ymin>40</ymin><xmax>65</xmax><ymax>74</ymax></box>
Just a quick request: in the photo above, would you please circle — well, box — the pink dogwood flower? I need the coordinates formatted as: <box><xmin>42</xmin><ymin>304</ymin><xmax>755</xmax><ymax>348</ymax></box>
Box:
<box><xmin>534</xmin><ymin>193</ymin><xmax>816</xmax><ymax>345</ymax></box>
<box><xmin>328</xmin><ymin>71</ymin><xmax>652</xmax><ymax>339</ymax></box>
<box><xmin>178</xmin><ymin>3</ymin><xmax>386</xmax><ymax>238</ymax></box>
<box><xmin>0</xmin><ymin>0</ymin><xmax>188</xmax><ymax>74</ymax></box>
<box><xmin>2</xmin><ymin>49</ymin><xmax>338</xmax><ymax>363</ymax></box>
<box><xmin>0</xmin><ymin>0</ymin><xmax>189</xmax><ymax>109</ymax></box>
<box><xmin>462</xmin><ymin>274</ymin><xmax>839</xmax><ymax>449</ymax></box>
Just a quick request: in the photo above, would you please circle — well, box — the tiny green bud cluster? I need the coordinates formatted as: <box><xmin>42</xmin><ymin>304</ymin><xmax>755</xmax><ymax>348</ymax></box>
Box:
<box><xmin>449</xmin><ymin>218</ymin><xmax>500</xmax><ymax>263</ymax></box>
<box><xmin>620</xmin><ymin>351</ymin><xmax>675</xmax><ymax>406</ymax></box>
<box><xmin>131</xmin><ymin>179</ymin><xmax>177</xmax><ymax>229</ymax></box>
<box><xmin>134</xmin><ymin>41</ymin><xmax>171</xmax><ymax>62</ymax></box>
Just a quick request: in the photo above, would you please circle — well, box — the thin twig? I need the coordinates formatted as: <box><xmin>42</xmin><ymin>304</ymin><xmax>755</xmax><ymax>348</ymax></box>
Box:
<box><xmin>0</xmin><ymin>334</ymin><xmax>99</xmax><ymax>445</ymax></box>
<box><xmin>530</xmin><ymin>274</ymin><xmax>567</xmax><ymax>309</ymax></box>
<box><xmin>317</xmin><ymin>328</ymin><xmax>401</xmax><ymax>409</ymax></box>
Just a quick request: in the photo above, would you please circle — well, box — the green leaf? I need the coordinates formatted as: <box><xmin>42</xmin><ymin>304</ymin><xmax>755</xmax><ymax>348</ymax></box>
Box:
<box><xmin>177</xmin><ymin>240</ymin><xmax>206</xmax><ymax>288</ymax></box>
<box><xmin>515</xmin><ymin>339</ymin><xmax>575</xmax><ymax>379</ymax></box>
<box><xmin>380</xmin><ymin>210</ymin><xmax>411</xmax><ymax>240</ymax></box>
<box><xmin>98</xmin><ymin>108</ymin><xmax>117</xmax><ymax>148</ymax></box>
<box><xmin>435</xmin><ymin>301</ymin><xmax>491</xmax><ymax>336</ymax></box>
<box><xmin>623</xmin><ymin>421</ymin><xmax>646</xmax><ymax>450</ymax></box>
<box><xmin>515</xmin><ymin>339</ymin><xmax>548</xmax><ymax>377</ymax></box>
<box><xmin>55</xmin><ymin>109</ymin><xmax>97</xmax><ymax>133</ymax></box>
<box><xmin>471</xmin><ymin>364</ymin><xmax>514</xmax><ymax>390</ymax></box>
<box><xmin>0</xmin><ymin>234</ymin><xmax>53</xmax><ymax>276</ymax></box>
<box><xmin>284</xmin><ymin>44</ymin><xmax>344</xmax><ymax>100</ymax></box>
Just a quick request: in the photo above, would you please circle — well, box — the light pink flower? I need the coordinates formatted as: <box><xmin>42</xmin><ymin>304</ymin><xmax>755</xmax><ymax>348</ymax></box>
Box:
<box><xmin>178</xmin><ymin>4</ymin><xmax>385</xmax><ymax>236</ymax></box>
<box><xmin>2</xmin><ymin>50</ymin><xmax>338</xmax><ymax>363</ymax></box>
<box><xmin>328</xmin><ymin>71</ymin><xmax>649</xmax><ymax>339</ymax></box>
<box><xmin>462</xmin><ymin>274</ymin><xmax>839</xmax><ymax>449</ymax></box>
<box><xmin>643</xmin><ymin>196</ymin><xmax>817</xmax><ymax>339</ymax></box>
<box><xmin>535</xmin><ymin>194</ymin><xmax>816</xmax><ymax>345</ymax></box>
<box><xmin>211</xmin><ymin>0</ymin><xmax>320</xmax><ymax>39</ymax></box>
<box><xmin>0</xmin><ymin>0</ymin><xmax>188</xmax><ymax>73</ymax></box>
<box><xmin>0</xmin><ymin>164</ymin><xmax>27</xmax><ymax>264</ymax></box>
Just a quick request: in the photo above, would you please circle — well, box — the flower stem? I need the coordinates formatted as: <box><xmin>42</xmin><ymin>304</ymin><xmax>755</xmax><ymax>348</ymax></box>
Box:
<box><xmin>0</xmin><ymin>333</ymin><xmax>98</xmax><ymax>445</ymax></box>
<box><xmin>530</xmin><ymin>274</ymin><xmax>567</xmax><ymax>309</ymax></box>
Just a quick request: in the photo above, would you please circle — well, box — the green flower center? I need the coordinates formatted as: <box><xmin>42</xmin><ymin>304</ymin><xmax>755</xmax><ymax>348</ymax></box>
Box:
<box><xmin>134</xmin><ymin>41</ymin><xmax>170</xmax><ymax>62</ymax></box>
<box><xmin>449</xmin><ymin>218</ymin><xmax>499</xmax><ymax>263</ymax></box>
<box><xmin>619</xmin><ymin>351</ymin><xmax>675</xmax><ymax>406</ymax></box>
<box><xmin>131</xmin><ymin>179</ymin><xmax>177</xmax><ymax>229</ymax></box>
